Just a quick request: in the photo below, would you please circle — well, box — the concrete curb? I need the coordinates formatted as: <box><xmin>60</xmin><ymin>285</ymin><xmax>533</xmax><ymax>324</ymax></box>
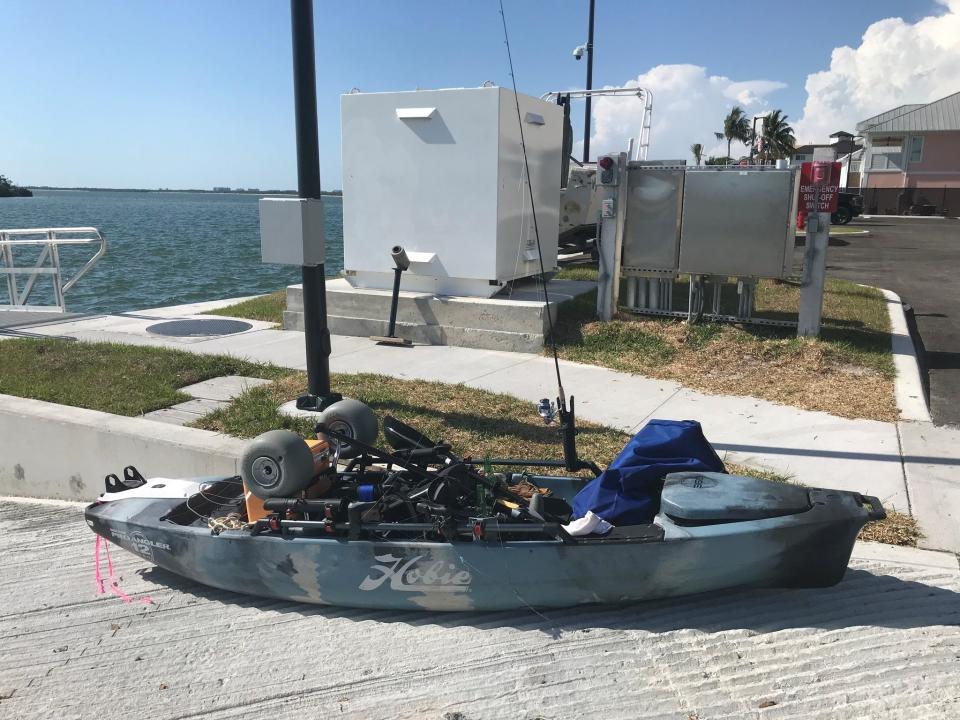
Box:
<box><xmin>861</xmin><ymin>214</ymin><xmax>947</xmax><ymax>220</ymax></box>
<box><xmin>878</xmin><ymin>287</ymin><xmax>932</xmax><ymax>423</ymax></box>
<box><xmin>0</xmin><ymin>393</ymin><xmax>245</xmax><ymax>501</ymax></box>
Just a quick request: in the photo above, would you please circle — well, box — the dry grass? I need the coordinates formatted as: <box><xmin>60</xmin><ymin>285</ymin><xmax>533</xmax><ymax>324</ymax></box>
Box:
<box><xmin>857</xmin><ymin>508</ymin><xmax>923</xmax><ymax>546</ymax></box>
<box><xmin>552</xmin><ymin>270</ymin><xmax>896</xmax><ymax>422</ymax></box>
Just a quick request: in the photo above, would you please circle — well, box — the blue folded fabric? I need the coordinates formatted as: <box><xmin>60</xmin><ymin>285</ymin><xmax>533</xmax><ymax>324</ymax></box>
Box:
<box><xmin>572</xmin><ymin>419</ymin><xmax>726</xmax><ymax>526</ymax></box>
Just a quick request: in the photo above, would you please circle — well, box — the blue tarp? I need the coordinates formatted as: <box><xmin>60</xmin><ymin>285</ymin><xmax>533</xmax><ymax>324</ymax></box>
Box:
<box><xmin>572</xmin><ymin>419</ymin><xmax>726</xmax><ymax>526</ymax></box>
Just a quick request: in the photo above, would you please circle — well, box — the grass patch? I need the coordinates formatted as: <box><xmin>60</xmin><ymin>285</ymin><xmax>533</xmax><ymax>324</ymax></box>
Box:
<box><xmin>193</xmin><ymin>372</ymin><xmax>627</xmax><ymax>473</ymax></box>
<box><xmin>208</xmin><ymin>291</ymin><xmax>286</xmax><ymax>324</ymax></box>
<box><xmin>551</xmin><ymin>269</ymin><xmax>895</xmax><ymax>421</ymax></box>
<box><xmin>196</xmin><ymin>374</ymin><xmax>914</xmax><ymax>545</ymax></box>
<box><xmin>0</xmin><ymin>338</ymin><xmax>287</xmax><ymax>416</ymax></box>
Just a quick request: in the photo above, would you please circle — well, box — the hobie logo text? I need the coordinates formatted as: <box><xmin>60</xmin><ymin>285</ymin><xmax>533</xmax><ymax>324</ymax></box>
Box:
<box><xmin>359</xmin><ymin>554</ymin><xmax>472</xmax><ymax>593</ymax></box>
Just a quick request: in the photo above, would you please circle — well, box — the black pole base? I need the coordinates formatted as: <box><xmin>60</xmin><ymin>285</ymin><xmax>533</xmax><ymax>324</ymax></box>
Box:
<box><xmin>295</xmin><ymin>392</ymin><xmax>343</xmax><ymax>413</ymax></box>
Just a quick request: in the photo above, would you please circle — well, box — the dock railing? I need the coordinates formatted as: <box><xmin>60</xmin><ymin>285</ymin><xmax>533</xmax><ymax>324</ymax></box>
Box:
<box><xmin>0</xmin><ymin>227</ymin><xmax>106</xmax><ymax>312</ymax></box>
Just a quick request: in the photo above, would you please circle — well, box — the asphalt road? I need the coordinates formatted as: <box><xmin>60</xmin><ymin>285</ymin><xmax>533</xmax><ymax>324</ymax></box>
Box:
<box><xmin>825</xmin><ymin>217</ymin><xmax>960</xmax><ymax>427</ymax></box>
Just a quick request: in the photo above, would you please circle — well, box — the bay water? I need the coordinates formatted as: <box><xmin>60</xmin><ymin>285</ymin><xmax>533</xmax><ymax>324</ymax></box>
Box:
<box><xmin>0</xmin><ymin>189</ymin><xmax>344</xmax><ymax>314</ymax></box>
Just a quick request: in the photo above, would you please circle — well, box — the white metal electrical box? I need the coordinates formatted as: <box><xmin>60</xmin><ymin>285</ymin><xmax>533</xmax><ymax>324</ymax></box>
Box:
<box><xmin>341</xmin><ymin>87</ymin><xmax>562</xmax><ymax>297</ymax></box>
<box><xmin>259</xmin><ymin>198</ymin><xmax>326</xmax><ymax>266</ymax></box>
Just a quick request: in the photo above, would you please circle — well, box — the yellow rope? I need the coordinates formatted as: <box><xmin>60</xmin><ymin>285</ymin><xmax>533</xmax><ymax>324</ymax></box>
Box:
<box><xmin>208</xmin><ymin>513</ymin><xmax>252</xmax><ymax>535</ymax></box>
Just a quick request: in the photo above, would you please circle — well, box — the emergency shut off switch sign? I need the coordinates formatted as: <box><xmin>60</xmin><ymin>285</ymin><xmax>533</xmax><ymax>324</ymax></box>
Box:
<box><xmin>799</xmin><ymin>161</ymin><xmax>841</xmax><ymax>214</ymax></box>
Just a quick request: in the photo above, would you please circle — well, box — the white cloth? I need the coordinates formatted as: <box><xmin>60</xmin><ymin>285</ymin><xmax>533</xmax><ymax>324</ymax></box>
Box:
<box><xmin>562</xmin><ymin>511</ymin><xmax>613</xmax><ymax>536</ymax></box>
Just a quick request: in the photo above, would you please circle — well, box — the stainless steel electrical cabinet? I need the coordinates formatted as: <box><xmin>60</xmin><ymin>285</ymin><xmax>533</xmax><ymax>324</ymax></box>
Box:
<box><xmin>678</xmin><ymin>167</ymin><xmax>799</xmax><ymax>278</ymax></box>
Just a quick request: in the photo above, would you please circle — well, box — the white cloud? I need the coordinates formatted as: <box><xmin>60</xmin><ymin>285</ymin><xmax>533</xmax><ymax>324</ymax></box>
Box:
<box><xmin>793</xmin><ymin>0</ymin><xmax>960</xmax><ymax>144</ymax></box>
<box><xmin>582</xmin><ymin>64</ymin><xmax>786</xmax><ymax>164</ymax></box>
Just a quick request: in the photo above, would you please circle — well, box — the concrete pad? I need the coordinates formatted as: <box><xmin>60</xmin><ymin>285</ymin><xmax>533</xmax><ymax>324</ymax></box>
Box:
<box><xmin>287</xmin><ymin>277</ymin><xmax>596</xmax><ymax>353</ymax></box>
<box><xmin>186</xmin><ymin>327</ymin><xmax>302</xmax><ymax>358</ymax></box>
<box><xmin>167</xmin><ymin>398</ymin><xmax>231</xmax><ymax>415</ymax></box>
<box><xmin>651</xmin><ymin>389</ymin><xmax>909</xmax><ymax>509</ymax></box>
<box><xmin>140</xmin><ymin>408</ymin><xmax>204</xmax><ymax>426</ymax></box>
<box><xmin>180</xmin><ymin>376</ymin><xmax>272</xmax><ymax>402</ymax></box>
<box><xmin>3</xmin><ymin>498</ymin><xmax>960</xmax><ymax>720</ymax></box>
<box><xmin>899</xmin><ymin>420</ymin><xmax>960</xmax><ymax>553</ymax></box>
<box><xmin>330</xmin><ymin>342</ymin><xmax>539</xmax><ymax>385</ymax></box>
<box><xmin>17</xmin><ymin>312</ymin><xmax>276</xmax><ymax>344</ymax></box>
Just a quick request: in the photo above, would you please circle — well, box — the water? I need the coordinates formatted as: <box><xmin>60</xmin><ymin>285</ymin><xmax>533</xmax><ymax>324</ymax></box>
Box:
<box><xmin>0</xmin><ymin>189</ymin><xmax>344</xmax><ymax>314</ymax></box>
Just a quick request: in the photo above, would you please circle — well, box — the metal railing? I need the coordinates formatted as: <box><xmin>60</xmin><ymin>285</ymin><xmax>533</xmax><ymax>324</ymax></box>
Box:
<box><xmin>0</xmin><ymin>227</ymin><xmax>106</xmax><ymax>312</ymax></box>
<box><xmin>541</xmin><ymin>86</ymin><xmax>654</xmax><ymax>161</ymax></box>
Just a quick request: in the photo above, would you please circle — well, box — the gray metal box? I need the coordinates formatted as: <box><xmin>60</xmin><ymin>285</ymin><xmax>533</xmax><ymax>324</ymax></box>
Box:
<box><xmin>621</xmin><ymin>163</ymin><xmax>685</xmax><ymax>274</ymax></box>
<box><xmin>678</xmin><ymin>167</ymin><xmax>799</xmax><ymax>278</ymax></box>
<box><xmin>259</xmin><ymin>198</ymin><xmax>326</xmax><ymax>266</ymax></box>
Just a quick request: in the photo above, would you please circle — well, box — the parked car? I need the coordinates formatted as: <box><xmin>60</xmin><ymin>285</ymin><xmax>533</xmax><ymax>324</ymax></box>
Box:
<box><xmin>832</xmin><ymin>192</ymin><xmax>863</xmax><ymax>224</ymax></box>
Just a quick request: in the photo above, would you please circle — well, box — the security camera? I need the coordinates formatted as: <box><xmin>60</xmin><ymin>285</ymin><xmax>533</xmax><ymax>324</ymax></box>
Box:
<box><xmin>572</xmin><ymin>44</ymin><xmax>586</xmax><ymax>60</ymax></box>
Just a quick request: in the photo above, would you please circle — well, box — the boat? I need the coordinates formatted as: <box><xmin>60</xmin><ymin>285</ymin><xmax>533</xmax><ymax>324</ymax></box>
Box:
<box><xmin>84</xmin><ymin>415</ymin><xmax>884</xmax><ymax>612</ymax></box>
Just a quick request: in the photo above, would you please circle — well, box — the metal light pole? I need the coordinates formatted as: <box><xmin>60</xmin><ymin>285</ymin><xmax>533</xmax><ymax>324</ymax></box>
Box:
<box><xmin>290</xmin><ymin>0</ymin><xmax>339</xmax><ymax>410</ymax></box>
<box><xmin>582</xmin><ymin>0</ymin><xmax>596</xmax><ymax>162</ymax></box>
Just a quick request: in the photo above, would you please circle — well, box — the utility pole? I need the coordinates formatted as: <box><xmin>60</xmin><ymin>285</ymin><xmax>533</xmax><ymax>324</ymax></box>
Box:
<box><xmin>290</xmin><ymin>0</ymin><xmax>339</xmax><ymax>410</ymax></box>
<box><xmin>582</xmin><ymin>0</ymin><xmax>596</xmax><ymax>162</ymax></box>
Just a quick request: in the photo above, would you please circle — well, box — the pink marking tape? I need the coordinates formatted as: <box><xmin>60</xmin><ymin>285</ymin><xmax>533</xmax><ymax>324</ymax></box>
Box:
<box><xmin>94</xmin><ymin>536</ymin><xmax>154</xmax><ymax>605</ymax></box>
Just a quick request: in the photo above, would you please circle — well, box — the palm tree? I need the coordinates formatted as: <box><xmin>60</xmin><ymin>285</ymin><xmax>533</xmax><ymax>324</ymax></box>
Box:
<box><xmin>714</xmin><ymin>106</ymin><xmax>752</xmax><ymax>161</ymax></box>
<box><xmin>689</xmin><ymin>143</ymin><xmax>704</xmax><ymax>166</ymax></box>
<box><xmin>758</xmin><ymin>110</ymin><xmax>796</xmax><ymax>162</ymax></box>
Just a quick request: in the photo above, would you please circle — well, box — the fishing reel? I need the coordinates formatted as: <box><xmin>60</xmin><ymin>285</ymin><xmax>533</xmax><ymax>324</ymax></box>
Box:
<box><xmin>537</xmin><ymin>398</ymin><xmax>557</xmax><ymax>424</ymax></box>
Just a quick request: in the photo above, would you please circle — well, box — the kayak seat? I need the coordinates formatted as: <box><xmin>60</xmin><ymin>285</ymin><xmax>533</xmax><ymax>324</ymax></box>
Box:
<box><xmin>661</xmin><ymin>472</ymin><xmax>811</xmax><ymax>525</ymax></box>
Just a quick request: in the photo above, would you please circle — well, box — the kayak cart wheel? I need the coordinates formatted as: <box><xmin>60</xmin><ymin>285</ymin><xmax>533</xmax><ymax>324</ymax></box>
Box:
<box><xmin>316</xmin><ymin>399</ymin><xmax>378</xmax><ymax>459</ymax></box>
<box><xmin>241</xmin><ymin>429</ymin><xmax>317</xmax><ymax>499</ymax></box>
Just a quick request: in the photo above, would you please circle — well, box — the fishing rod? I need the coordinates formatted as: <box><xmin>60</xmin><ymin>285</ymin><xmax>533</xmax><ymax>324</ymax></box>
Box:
<box><xmin>497</xmin><ymin>0</ymin><xmax>593</xmax><ymax>474</ymax></box>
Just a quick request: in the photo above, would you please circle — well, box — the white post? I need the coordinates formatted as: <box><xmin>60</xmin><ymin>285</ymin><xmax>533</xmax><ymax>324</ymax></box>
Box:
<box><xmin>797</xmin><ymin>149</ymin><xmax>835</xmax><ymax>338</ymax></box>
<box><xmin>596</xmin><ymin>152</ymin><xmax>628</xmax><ymax>320</ymax></box>
<box><xmin>797</xmin><ymin>210</ymin><xmax>829</xmax><ymax>337</ymax></box>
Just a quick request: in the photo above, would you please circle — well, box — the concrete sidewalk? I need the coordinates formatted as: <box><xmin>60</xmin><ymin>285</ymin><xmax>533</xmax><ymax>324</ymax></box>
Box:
<box><xmin>5</xmin><ymin>301</ymin><xmax>960</xmax><ymax>551</ymax></box>
<box><xmin>1</xmin><ymin>497</ymin><xmax>958</xmax><ymax>720</ymax></box>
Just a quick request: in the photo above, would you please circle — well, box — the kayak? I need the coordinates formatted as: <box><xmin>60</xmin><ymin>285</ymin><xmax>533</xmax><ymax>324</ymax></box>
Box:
<box><xmin>84</xmin><ymin>438</ymin><xmax>883</xmax><ymax>611</ymax></box>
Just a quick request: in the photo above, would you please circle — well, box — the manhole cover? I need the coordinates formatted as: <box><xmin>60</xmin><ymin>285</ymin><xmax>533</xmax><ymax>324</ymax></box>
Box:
<box><xmin>146</xmin><ymin>319</ymin><xmax>253</xmax><ymax>337</ymax></box>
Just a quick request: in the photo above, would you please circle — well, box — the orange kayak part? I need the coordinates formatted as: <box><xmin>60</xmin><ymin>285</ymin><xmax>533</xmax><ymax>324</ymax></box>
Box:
<box><xmin>244</xmin><ymin>438</ymin><xmax>330</xmax><ymax>522</ymax></box>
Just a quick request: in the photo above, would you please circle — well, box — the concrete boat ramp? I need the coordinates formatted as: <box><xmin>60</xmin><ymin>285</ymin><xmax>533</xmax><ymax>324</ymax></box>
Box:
<box><xmin>2</xmin><ymin>498</ymin><xmax>959</xmax><ymax>720</ymax></box>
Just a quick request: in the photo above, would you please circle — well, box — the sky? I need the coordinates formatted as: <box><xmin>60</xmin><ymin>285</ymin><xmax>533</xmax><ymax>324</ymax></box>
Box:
<box><xmin>1</xmin><ymin>0</ymin><xmax>958</xmax><ymax>190</ymax></box>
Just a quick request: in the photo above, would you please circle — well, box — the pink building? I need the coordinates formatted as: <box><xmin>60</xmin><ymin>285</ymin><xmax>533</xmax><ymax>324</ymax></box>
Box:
<box><xmin>858</xmin><ymin>91</ymin><xmax>960</xmax><ymax>214</ymax></box>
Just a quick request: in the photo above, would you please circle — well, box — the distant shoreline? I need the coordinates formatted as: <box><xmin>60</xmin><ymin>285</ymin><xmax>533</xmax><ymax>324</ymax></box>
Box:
<box><xmin>26</xmin><ymin>186</ymin><xmax>343</xmax><ymax>196</ymax></box>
